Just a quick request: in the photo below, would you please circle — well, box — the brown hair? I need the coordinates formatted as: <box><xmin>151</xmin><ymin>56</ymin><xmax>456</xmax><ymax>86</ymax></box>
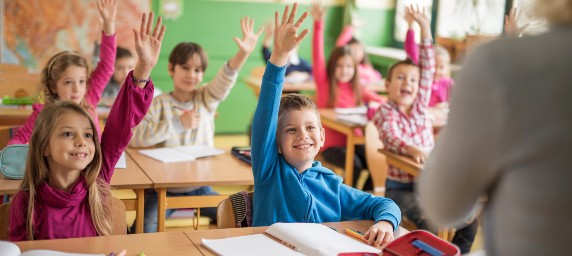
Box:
<box><xmin>168</xmin><ymin>42</ymin><xmax>209</xmax><ymax>72</ymax></box>
<box><xmin>347</xmin><ymin>37</ymin><xmax>372</xmax><ymax>65</ymax></box>
<box><xmin>278</xmin><ymin>94</ymin><xmax>321</xmax><ymax>126</ymax></box>
<box><xmin>386</xmin><ymin>58</ymin><xmax>419</xmax><ymax>81</ymax></box>
<box><xmin>19</xmin><ymin>101</ymin><xmax>111</xmax><ymax>240</ymax></box>
<box><xmin>40</xmin><ymin>51</ymin><xmax>92</xmax><ymax>110</ymax></box>
<box><xmin>326</xmin><ymin>46</ymin><xmax>363</xmax><ymax>108</ymax></box>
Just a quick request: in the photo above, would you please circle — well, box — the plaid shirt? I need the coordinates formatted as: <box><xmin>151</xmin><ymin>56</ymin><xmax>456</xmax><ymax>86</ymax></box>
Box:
<box><xmin>373</xmin><ymin>39</ymin><xmax>435</xmax><ymax>183</ymax></box>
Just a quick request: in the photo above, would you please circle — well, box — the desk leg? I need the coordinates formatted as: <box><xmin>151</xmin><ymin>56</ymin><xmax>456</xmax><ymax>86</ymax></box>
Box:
<box><xmin>157</xmin><ymin>188</ymin><xmax>167</xmax><ymax>232</ymax></box>
<box><xmin>134</xmin><ymin>189</ymin><xmax>145</xmax><ymax>234</ymax></box>
<box><xmin>345</xmin><ymin>135</ymin><xmax>355</xmax><ymax>187</ymax></box>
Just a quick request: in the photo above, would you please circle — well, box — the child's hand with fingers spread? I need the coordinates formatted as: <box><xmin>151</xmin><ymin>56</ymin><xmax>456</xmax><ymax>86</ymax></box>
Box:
<box><xmin>234</xmin><ymin>17</ymin><xmax>263</xmax><ymax>55</ymax></box>
<box><xmin>269</xmin><ymin>3</ymin><xmax>309</xmax><ymax>67</ymax></box>
<box><xmin>409</xmin><ymin>4</ymin><xmax>432</xmax><ymax>40</ymax></box>
<box><xmin>262</xmin><ymin>21</ymin><xmax>274</xmax><ymax>47</ymax></box>
<box><xmin>132</xmin><ymin>12</ymin><xmax>166</xmax><ymax>88</ymax></box>
<box><xmin>505</xmin><ymin>7</ymin><xmax>528</xmax><ymax>37</ymax></box>
<box><xmin>364</xmin><ymin>221</ymin><xmax>394</xmax><ymax>247</ymax></box>
<box><xmin>404</xmin><ymin>5</ymin><xmax>415</xmax><ymax>28</ymax></box>
<box><xmin>97</xmin><ymin>0</ymin><xmax>117</xmax><ymax>35</ymax></box>
<box><xmin>310</xmin><ymin>0</ymin><xmax>327</xmax><ymax>21</ymax></box>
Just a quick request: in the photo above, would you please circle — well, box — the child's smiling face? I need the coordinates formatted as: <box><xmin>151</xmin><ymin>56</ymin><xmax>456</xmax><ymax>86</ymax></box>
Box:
<box><xmin>387</xmin><ymin>64</ymin><xmax>420</xmax><ymax>112</ymax></box>
<box><xmin>44</xmin><ymin>112</ymin><xmax>95</xmax><ymax>175</ymax></box>
<box><xmin>277</xmin><ymin>109</ymin><xmax>325</xmax><ymax>172</ymax></box>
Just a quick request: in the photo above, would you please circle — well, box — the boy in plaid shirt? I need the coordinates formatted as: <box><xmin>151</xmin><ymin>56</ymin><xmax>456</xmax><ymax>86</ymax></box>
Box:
<box><xmin>373</xmin><ymin>6</ymin><xmax>477</xmax><ymax>253</ymax></box>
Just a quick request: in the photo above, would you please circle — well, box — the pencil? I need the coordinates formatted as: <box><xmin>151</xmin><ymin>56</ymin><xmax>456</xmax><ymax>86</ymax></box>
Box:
<box><xmin>344</xmin><ymin>228</ymin><xmax>368</xmax><ymax>242</ymax></box>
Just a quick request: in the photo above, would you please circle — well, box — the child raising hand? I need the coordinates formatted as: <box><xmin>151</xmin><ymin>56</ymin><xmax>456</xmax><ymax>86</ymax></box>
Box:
<box><xmin>9</xmin><ymin>12</ymin><xmax>165</xmax><ymax>241</ymax></box>
<box><xmin>252</xmin><ymin>3</ymin><xmax>400</xmax><ymax>247</ymax></box>
<box><xmin>9</xmin><ymin>0</ymin><xmax>118</xmax><ymax>145</ymax></box>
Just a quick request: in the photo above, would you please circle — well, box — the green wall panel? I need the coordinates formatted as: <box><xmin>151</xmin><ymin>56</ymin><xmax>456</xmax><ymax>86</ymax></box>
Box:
<box><xmin>151</xmin><ymin>0</ymin><xmax>395</xmax><ymax>134</ymax></box>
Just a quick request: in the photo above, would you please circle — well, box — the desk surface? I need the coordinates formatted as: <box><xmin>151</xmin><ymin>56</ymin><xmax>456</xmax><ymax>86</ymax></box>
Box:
<box><xmin>127</xmin><ymin>148</ymin><xmax>254</xmax><ymax>188</ymax></box>
<box><xmin>0</xmin><ymin>154</ymin><xmax>151</xmax><ymax>195</ymax></box>
<box><xmin>15</xmin><ymin>231</ymin><xmax>200</xmax><ymax>256</ymax></box>
<box><xmin>378</xmin><ymin>149</ymin><xmax>423</xmax><ymax>177</ymax></box>
<box><xmin>186</xmin><ymin>220</ymin><xmax>408</xmax><ymax>256</ymax></box>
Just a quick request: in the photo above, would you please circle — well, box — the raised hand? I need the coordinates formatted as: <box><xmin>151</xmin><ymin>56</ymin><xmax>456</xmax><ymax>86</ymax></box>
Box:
<box><xmin>97</xmin><ymin>0</ymin><xmax>117</xmax><ymax>35</ymax></box>
<box><xmin>409</xmin><ymin>4</ymin><xmax>431</xmax><ymax>40</ymax></box>
<box><xmin>404</xmin><ymin>5</ymin><xmax>415</xmax><ymax>28</ymax></box>
<box><xmin>505</xmin><ymin>7</ymin><xmax>528</xmax><ymax>37</ymax></box>
<box><xmin>310</xmin><ymin>0</ymin><xmax>327</xmax><ymax>21</ymax></box>
<box><xmin>233</xmin><ymin>17</ymin><xmax>263</xmax><ymax>55</ymax></box>
<box><xmin>132</xmin><ymin>12</ymin><xmax>166</xmax><ymax>87</ymax></box>
<box><xmin>269</xmin><ymin>3</ymin><xmax>309</xmax><ymax>66</ymax></box>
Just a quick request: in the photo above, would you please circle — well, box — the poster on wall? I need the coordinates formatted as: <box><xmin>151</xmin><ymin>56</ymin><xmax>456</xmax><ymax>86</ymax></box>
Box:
<box><xmin>436</xmin><ymin>0</ymin><xmax>506</xmax><ymax>39</ymax></box>
<box><xmin>1</xmin><ymin>0</ymin><xmax>149</xmax><ymax>69</ymax></box>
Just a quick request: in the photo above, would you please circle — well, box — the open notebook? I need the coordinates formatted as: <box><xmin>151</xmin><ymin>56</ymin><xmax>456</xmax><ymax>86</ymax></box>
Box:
<box><xmin>139</xmin><ymin>145</ymin><xmax>225</xmax><ymax>163</ymax></box>
<box><xmin>0</xmin><ymin>241</ymin><xmax>103</xmax><ymax>256</ymax></box>
<box><xmin>201</xmin><ymin>223</ymin><xmax>380</xmax><ymax>256</ymax></box>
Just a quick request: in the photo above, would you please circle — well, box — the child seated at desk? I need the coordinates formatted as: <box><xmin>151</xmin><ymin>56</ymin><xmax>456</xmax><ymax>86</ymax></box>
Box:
<box><xmin>8</xmin><ymin>0</ymin><xmax>117</xmax><ymax>145</ymax></box>
<box><xmin>251</xmin><ymin>3</ymin><xmax>400</xmax><ymax>247</ymax></box>
<box><xmin>129</xmin><ymin>16</ymin><xmax>261</xmax><ymax>233</ymax></box>
<box><xmin>100</xmin><ymin>47</ymin><xmax>136</xmax><ymax>106</ymax></box>
<box><xmin>373</xmin><ymin>6</ymin><xmax>477</xmax><ymax>254</ymax></box>
<box><xmin>310</xmin><ymin>2</ymin><xmax>385</xmax><ymax>191</ymax></box>
<box><xmin>9</xmin><ymin>11</ymin><xmax>163</xmax><ymax>241</ymax></box>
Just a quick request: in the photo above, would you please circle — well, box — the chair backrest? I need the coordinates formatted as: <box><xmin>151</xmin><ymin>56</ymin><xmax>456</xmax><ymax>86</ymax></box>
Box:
<box><xmin>0</xmin><ymin>126</ymin><xmax>19</xmax><ymax>150</ymax></box>
<box><xmin>0</xmin><ymin>203</ymin><xmax>10</xmax><ymax>240</ymax></box>
<box><xmin>217</xmin><ymin>191</ymin><xmax>254</xmax><ymax>229</ymax></box>
<box><xmin>110</xmin><ymin>197</ymin><xmax>127</xmax><ymax>235</ymax></box>
<box><xmin>364</xmin><ymin>121</ymin><xmax>388</xmax><ymax>196</ymax></box>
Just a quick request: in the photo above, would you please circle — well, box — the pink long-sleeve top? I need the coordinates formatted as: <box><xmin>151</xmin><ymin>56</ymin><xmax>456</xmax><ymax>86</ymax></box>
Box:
<box><xmin>9</xmin><ymin>71</ymin><xmax>154</xmax><ymax>241</ymax></box>
<box><xmin>405</xmin><ymin>29</ymin><xmax>454</xmax><ymax>107</ymax></box>
<box><xmin>314</xmin><ymin>21</ymin><xmax>373</xmax><ymax>150</ymax></box>
<box><xmin>8</xmin><ymin>32</ymin><xmax>116</xmax><ymax>146</ymax></box>
<box><xmin>336</xmin><ymin>25</ymin><xmax>383</xmax><ymax>86</ymax></box>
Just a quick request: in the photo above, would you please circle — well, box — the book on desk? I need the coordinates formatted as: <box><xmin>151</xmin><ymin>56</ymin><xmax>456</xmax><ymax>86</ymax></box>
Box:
<box><xmin>201</xmin><ymin>222</ymin><xmax>380</xmax><ymax>256</ymax></box>
<box><xmin>139</xmin><ymin>145</ymin><xmax>225</xmax><ymax>163</ymax></box>
<box><xmin>0</xmin><ymin>241</ymin><xmax>103</xmax><ymax>256</ymax></box>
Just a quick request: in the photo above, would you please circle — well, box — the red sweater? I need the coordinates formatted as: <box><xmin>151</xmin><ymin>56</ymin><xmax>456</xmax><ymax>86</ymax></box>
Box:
<box><xmin>9</xmin><ymin>72</ymin><xmax>154</xmax><ymax>241</ymax></box>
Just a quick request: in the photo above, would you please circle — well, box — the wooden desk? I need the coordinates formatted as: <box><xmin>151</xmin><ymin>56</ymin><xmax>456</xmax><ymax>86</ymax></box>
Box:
<box><xmin>318</xmin><ymin>109</ymin><xmax>366</xmax><ymax>186</ymax></box>
<box><xmin>127</xmin><ymin>148</ymin><xmax>254</xmax><ymax>232</ymax></box>
<box><xmin>0</xmin><ymin>154</ymin><xmax>151</xmax><ymax>234</ymax></box>
<box><xmin>0</xmin><ymin>105</ymin><xmax>110</xmax><ymax>127</ymax></box>
<box><xmin>15</xmin><ymin>231</ymin><xmax>200</xmax><ymax>255</ymax></box>
<box><xmin>244</xmin><ymin>76</ymin><xmax>386</xmax><ymax>98</ymax></box>
<box><xmin>185</xmin><ymin>220</ymin><xmax>408</xmax><ymax>256</ymax></box>
<box><xmin>378</xmin><ymin>149</ymin><xmax>423</xmax><ymax>177</ymax></box>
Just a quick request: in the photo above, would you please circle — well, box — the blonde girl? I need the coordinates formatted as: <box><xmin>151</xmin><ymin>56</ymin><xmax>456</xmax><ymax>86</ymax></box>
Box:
<box><xmin>8</xmin><ymin>0</ymin><xmax>117</xmax><ymax>145</ymax></box>
<box><xmin>9</xmin><ymin>12</ymin><xmax>165</xmax><ymax>241</ymax></box>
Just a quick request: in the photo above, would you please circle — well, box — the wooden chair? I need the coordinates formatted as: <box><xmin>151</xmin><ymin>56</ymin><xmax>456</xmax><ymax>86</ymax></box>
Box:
<box><xmin>0</xmin><ymin>196</ymin><xmax>126</xmax><ymax>240</ymax></box>
<box><xmin>0</xmin><ymin>126</ymin><xmax>19</xmax><ymax>149</ymax></box>
<box><xmin>216</xmin><ymin>191</ymin><xmax>254</xmax><ymax>229</ymax></box>
<box><xmin>364</xmin><ymin>121</ymin><xmax>388</xmax><ymax>196</ymax></box>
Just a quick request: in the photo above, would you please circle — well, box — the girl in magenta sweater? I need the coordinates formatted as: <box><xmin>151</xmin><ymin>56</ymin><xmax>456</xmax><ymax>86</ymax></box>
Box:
<box><xmin>311</xmin><ymin>2</ymin><xmax>383</xmax><ymax>190</ymax></box>
<box><xmin>8</xmin><ymin>0</ymin><xmax>117</xmax><ymax>145</ymax></box>
<box><xmin>9</xmin><ymin>12</ymin><xmax>165</xmax><ymax>241</ymax></box>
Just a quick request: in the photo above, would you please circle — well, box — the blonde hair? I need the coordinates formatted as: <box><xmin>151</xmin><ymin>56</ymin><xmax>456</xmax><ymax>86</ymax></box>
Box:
<box><xmin>41</xmin><ymin>51</ymin><xmax>92</xmax><ymax>110</ymax></box>
<box><xmin>535</xmin><ymin>0</ymin><xmax>572</xmax><ymax>25</ymax></box>
<box><xmin>19</xmin><ymin>101</ymin><xmax>111</xmax><ymax>240</ymax></box>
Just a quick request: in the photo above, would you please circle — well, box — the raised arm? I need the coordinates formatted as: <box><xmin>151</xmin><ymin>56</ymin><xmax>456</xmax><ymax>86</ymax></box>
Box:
<box><xmin>100</xmin><ymin>12</ymin><xmax>165</xmax><ymax>182</ymax></box>
<box><xmin>411</xmin><ymin>5</ymin><xmax>435</xmax><ymax>108</ymax></box>
<box><xmin>252</xmin><ymin>3</ymin><xmax>309</xmax><ymax>183</ymax></box>
<box><xmin>403</xmin><ymin>6</ymin><xmax>419</xmax><ymax>64</ymax></box>
<box><xmin>86</xmin><ymin>0</ymin><xmax>117</xmax><ymax>105</ymax></box>
<box><xmin>261</xmin><ymin>22</ymin><xmax>274</xmax><ymax>63</ymax></box>
<box><xmin>228</xmin><ymin>17</ymin><xmax>263</xmax><ymax>71</ymax></box>
<box><xmin>504</xmin><ymin>7</ymin><xmax>528</xmax><ymax>37</ymax></box>
<box><xmin>335</xmin><ymin>24</ymin><xmax>354</xmax><ymax>47</ymax></box>
<box><xmin>310</xmin><ymin>2</ymin><xmax>329</xmax><ymax>108</ymax></box>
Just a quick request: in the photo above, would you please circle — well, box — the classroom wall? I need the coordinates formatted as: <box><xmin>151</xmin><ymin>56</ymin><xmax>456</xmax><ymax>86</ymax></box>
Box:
<box><xmin>149</xmin><ymin>0</ymin><xmax>396</xmax><ymax>134</ymax></box>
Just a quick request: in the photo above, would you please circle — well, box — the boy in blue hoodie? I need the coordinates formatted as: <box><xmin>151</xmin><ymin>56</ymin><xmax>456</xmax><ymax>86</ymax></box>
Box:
<box><xmin>251</xmin><ymin>3</ymin><xmax>401</xmax><ymax>246</ymax></box>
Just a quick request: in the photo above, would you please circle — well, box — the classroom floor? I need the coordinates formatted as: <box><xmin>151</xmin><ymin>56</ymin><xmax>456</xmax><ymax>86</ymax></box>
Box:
<box><xmin>124</xmin><ymin>134</ymin><xmax>485</xmax><ymax>251</ymax></box>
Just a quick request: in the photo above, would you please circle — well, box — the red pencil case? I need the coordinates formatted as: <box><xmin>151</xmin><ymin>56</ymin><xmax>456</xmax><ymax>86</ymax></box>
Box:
<box><xmin>383</xmin><ymin>230</ymin><xmax>460</xmax><ymax>256</ymax></box>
